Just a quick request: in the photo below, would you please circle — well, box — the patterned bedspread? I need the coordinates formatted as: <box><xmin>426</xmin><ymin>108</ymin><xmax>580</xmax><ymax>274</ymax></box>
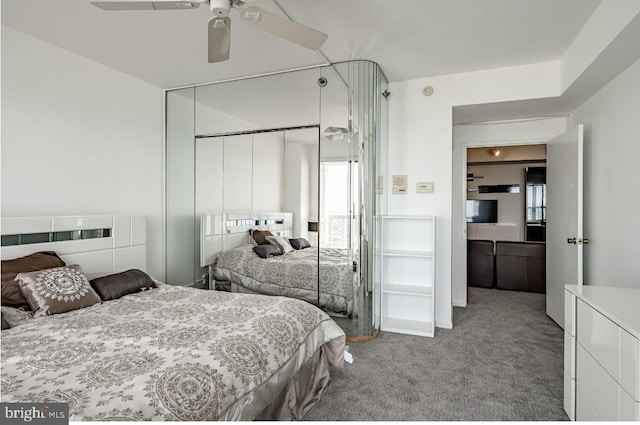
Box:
<box><xmin>214</xmin><ymin>245</ymin><xmax>355</xmax><ymax>315</ymax></box>
<box><xmin>0</xmin><ymin>284</ymin><xmax>345</xmax><ymax>421</ymax></box>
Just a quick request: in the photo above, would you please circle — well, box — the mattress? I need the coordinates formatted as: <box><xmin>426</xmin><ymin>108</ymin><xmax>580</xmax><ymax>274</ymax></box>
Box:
<box><xmin>214</xmin><ymin>244</ymin><xmax>355</xmax><ymax>315</ymax></box>
<box><xmin>1</xmin><ymin>283</ymin><xmax>345</xmax><ymax>421</ymax></box>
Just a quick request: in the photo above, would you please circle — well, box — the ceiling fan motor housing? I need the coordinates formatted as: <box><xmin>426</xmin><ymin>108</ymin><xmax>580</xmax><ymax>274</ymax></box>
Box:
<box><xmin>210</xmin><ymin>0</ymin><xmax>231</xmax><ymax>17</ymax></box>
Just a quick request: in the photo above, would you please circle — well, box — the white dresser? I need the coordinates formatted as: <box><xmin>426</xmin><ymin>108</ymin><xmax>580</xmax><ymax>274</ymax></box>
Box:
<box><xmin>565</xmin><ymin>285</ymin><xmax>640</xmax><ymax>421</ymax></box>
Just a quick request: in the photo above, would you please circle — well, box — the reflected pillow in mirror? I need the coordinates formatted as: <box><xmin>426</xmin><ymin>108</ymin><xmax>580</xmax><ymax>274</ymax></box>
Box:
<box><xmin>253</xmin><ymin>244</ymin><xmax>283</xmax><ymax>258</ymax></box>
<box><xmin>252</xmin><ymin>230</ymin><xmax>274</xmax><ymax>245</ymax></box>
<box><xmin>289</xmin><ymin>238</ymin><xmax>311</xmax><ymax>250</ymax></box>
<box><xmin>266</xmin><ymin>235</ymin><xmax>294</xmax><ymax>254</ymax></box>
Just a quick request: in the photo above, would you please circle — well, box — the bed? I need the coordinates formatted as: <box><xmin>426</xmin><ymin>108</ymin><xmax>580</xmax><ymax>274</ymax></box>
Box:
<box><xmin>214</xmin><ymin>244</ymin><xmax>355</xmax><ymax>316</ymax></box>
<box><xmin>200</xmin><ymin>212</ymin><xmax>356</xmax><ymax>316</ymax></box>
<box><xmin>1</xmin><ymin>215</ymin><xmax>346</xmax><ymax>421</ymax></box>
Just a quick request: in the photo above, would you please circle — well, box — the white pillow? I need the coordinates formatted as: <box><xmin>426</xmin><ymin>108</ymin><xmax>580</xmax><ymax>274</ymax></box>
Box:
<box><xmin>266</xmin><ymin>235</ymin><xmax>294</xmax><ymax>254</ymax></box>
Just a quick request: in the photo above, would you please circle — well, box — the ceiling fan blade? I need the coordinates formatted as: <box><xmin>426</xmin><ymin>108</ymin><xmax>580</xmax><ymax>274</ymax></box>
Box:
<box><xmin>208</xmin><ymin>17</ymin><xmax>231</xmax><ymax>63</ymax></box>
<box><xmin>239</xmin><ymin>6</ymin><xmax>327</xmax><ymax>50</ymax></box>
<box><xmin>90</xmin><ymin>1</ymin><xmax>201</xmax><ymax>11</ymax></box>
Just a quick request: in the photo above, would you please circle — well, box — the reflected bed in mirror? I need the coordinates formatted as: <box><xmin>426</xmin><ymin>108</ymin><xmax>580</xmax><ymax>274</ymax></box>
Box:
<box><xmin>214</xmin><ymin>243</ymin><xmax>355</xmax><ymax>316</ymax></box>
<box><xmin>201</xmin><ymin>212</ymin><xmax>356</xmax><ymax>316</ymax></box>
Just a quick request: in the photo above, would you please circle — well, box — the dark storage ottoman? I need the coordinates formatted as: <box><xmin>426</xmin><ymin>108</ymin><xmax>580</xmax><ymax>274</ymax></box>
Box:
<box><xmin>495</xmin><ymin>241</ymin><xmax>546</xmax><ymax>293</ymax></box>
<box><xmin>467</xmin><ymin>240</ymin><xmax>495</xmax><ymax>288</ymax></box>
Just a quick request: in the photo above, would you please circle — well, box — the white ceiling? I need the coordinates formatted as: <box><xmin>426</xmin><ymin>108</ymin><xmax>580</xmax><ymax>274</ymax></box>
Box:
<box><xmin>1</xmin><ymin>0</ymin><xmax>601</xmax><ymax>89</ymax></box>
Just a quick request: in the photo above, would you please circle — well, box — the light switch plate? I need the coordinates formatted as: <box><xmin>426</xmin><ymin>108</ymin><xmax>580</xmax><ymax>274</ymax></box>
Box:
<box><xmin>376</xmin><ymin>176</ymin><xmax>384</xmax><ymax>194</ymax></box>
<box><xmin>416</xmin><ymin>182</ymin><xmax>434</xmax><ymax>193</ymax></box>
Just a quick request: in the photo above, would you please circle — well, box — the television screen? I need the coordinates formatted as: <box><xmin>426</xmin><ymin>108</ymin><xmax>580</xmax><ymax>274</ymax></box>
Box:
<box><xmin>466</xmin><ymin>200</ymin><xmax>498</xmax><ymax>223</ymax></box>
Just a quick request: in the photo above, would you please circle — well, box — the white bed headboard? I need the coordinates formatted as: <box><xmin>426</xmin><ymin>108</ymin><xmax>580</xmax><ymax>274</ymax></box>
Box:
<box><xmin>200</xmin><ymin>212</ymin><xmax>292</xmax><ymax>267</ymax></box>
<box><xmin>1</xmin><ymin>215</ymin><xmax>146</xmax><ymax>274</ymax></box>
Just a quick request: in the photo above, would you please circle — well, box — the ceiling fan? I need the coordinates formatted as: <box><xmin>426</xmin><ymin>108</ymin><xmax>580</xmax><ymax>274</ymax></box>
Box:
<box><xmin>90</xmin><ymin>0</ymin><xmax>328</xmax><ymax>63</ymax></box>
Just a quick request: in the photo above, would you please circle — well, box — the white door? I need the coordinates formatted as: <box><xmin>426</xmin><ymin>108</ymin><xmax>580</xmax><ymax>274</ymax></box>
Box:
<box><xmin>546</xmin><ymin>124</ymin><xmax>584</xmax><ymax>327</ymax></box>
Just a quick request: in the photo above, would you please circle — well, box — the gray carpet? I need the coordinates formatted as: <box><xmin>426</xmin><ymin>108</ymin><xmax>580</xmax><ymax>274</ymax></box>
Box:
<box><xmin>304</xmin><ymin>287</ymin><xmax>567</xmax><ymax>421</ymax></box>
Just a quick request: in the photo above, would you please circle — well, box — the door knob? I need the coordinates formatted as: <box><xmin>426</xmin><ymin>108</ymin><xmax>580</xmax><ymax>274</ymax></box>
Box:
<box><xmin>580</xmin><ymin>238</ymin><xmax>590</xmax><ymax>245</ymax></box>
<box><xmin>567</xmin><ymin>237</ymin><xmax>577</xmax><ymax>244</ymax></box>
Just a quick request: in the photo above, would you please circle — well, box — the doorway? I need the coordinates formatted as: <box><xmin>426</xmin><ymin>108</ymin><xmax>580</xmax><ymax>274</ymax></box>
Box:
<box><xmin>465</xmin><ymin>145</ymin><xmax>547</xmax><ymax>296</ymax></box>
<box><xmin>451</xmin><ymin>116</ymin><xmax>569</xmax><ymax>308</ymax></box>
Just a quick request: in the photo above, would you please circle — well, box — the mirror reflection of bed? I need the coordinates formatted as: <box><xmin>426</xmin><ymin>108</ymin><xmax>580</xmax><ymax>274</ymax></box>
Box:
<box><xmin>166</xmin><ymin>62</ymin><xmax>388</xmax><ymax>339</ymax></box>
<box><xmin>205</xmin><ymin>212</ymin><xmax>357</xmax><ymax>317</ymax></box>
<box><xmin>197</xmin><ymin>127</ymin><xmax>364</xmax><ymax>324</ymax></box>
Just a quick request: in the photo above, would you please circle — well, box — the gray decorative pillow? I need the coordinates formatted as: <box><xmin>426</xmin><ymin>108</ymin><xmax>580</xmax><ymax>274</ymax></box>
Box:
<box><xmin>1</xmin><ymin>312</ymin><xmax>9</xmax><ymax>330</ymax></box>
<box><xmin>289</xmin><ymin>238</ymin><xmax>311</xmax><ymax>250</ymax></box>
<box><xmin>253</xmin><ymin>244</ymin><xmax>283</xmax><ymax>258</ymax></box>
<box><xmin>266</xmin><ymin>235</ymin><xmax>294</xmax><ymax>254</ymax></box>
<box><xmin>16</xmin><ymin>264</ymin><xmax>101</xmax><ymax>317</ymax></box>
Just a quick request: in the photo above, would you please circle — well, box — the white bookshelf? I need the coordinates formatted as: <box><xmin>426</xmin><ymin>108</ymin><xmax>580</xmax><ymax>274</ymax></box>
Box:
<box><xmin>380</xmin><ymin>216</ymin><xmax>435</xmax><ymax>337</ymax></box>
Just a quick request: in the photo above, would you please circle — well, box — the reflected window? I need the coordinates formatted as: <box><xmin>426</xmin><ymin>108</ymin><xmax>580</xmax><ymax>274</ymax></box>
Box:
<box><xmin>320</xmin><ymin>161</ymin><xmax>358</xmax><ymax>249</ymax></box>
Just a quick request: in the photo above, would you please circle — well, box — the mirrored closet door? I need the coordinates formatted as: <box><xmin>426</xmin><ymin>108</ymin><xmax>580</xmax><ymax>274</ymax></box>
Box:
<box><xmin>165</xmin><ymin>61</ymin><xmax>388</xmax><ymax>339</ymax></box>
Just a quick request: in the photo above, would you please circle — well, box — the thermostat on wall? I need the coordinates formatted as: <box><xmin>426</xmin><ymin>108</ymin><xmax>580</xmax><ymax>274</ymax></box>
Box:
<box><xmin>392</xmin><ymin>175</ymin><xmax>408</xmax><ymax>194</ymax></box>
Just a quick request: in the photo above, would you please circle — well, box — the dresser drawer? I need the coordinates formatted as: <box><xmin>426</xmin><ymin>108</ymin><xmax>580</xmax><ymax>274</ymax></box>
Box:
<box><xmin>577</xmin><ymin>343</ymin><xmax>619</xmax><ymax>420</ymax></box>
<box><xmin>577</xmin><ymin>299</ymin><xmax>620</xmax><ymax>382</ymax></box>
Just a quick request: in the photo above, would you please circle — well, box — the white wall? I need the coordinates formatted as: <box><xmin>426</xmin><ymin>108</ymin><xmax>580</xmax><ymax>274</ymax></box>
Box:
<box><xmin>1</xmin><ymin>26</ymin><xmax>165</xmax><ymax>279</ymax></box>
<box><xmin>570</xmin><ymin>56</ymin><xmax>640</xmax><ymax>288</ymax></box>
